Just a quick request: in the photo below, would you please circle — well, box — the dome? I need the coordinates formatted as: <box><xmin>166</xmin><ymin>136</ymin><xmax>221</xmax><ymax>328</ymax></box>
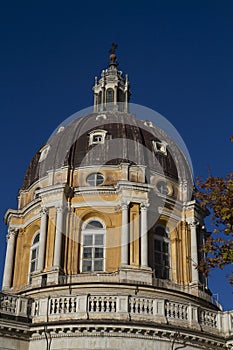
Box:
<box><xmin>21</xmin><ymin>111</ymin><xmax>193</xmax><ymax>191</ymax></box>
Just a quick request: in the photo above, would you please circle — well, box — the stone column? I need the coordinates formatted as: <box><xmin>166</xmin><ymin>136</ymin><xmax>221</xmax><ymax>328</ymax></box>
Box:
<box><xmin>101</xmin><ymin>86</ymin><xmax>105</xmax><ymax>111</ymax></box>
<box><xmin>190</xmin><ymin>221</ymin><xmax>199</xmax><ymax>284</ymax></box>
<box><xmin>124</xmin><ymin>74</ymin><xmax>129</xmax><ymax>113</ymax></box>
<box><xmin>2</xmin><ymin>227</ymin><xmax>18</xmax><ymax>289</ymax></box>
<box><xmin>121</xmin><ymin>203</ymin><xmax>129</xmax><ymax>266</ymax></box>
<box><xmin>37</xmin><ymin>206</ymin><xmax>48</xmax><ymax>272</ymax></box>
<box><xmin>53</xmin><ymin>207</ymin><xmax>64</xmax><ymax>269</ymax></box>
<box><xmin>140</xmin><ymin>203</ymin><xmax>149</xmax><ymax>267</ymax></box>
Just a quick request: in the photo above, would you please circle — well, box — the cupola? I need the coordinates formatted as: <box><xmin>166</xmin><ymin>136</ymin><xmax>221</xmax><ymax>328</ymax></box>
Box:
<box><xmin>93</xmin><ymin>43</ymin><xmax>130</xmax><ymax>113</ymax></box>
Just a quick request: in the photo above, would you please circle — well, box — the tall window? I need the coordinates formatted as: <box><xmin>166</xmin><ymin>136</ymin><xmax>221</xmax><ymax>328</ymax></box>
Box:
<box><xmin>106</xmin><ymin>88</ymin><xmax>114</xmax><ymax>103</ymax></box>
<box><xmin>154</xmin><ymin>226</ymin><xmax>170</xmax><ymax>279</ymax></box>
<box><xmin>81</xmin><ymin>220</ymin><xmax>105</xmax><ymax>272</ymax></box>
<box><xmin>30</xmin><ymin>232</ymin><xmax>40</xmax><ymax>273</ymax></box>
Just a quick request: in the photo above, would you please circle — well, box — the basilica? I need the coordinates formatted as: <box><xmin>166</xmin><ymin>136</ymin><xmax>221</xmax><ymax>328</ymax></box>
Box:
<box><xmin>0</xmin><ymin>48</ymin><xmax>232</xmax><ymax>349</ymax></box>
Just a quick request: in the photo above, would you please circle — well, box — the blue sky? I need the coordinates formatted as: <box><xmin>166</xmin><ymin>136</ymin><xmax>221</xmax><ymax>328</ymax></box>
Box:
<box><xmin>0</xmin><ymin>0</ymin><xmax>232</xmax><ymax>309</ymax></box>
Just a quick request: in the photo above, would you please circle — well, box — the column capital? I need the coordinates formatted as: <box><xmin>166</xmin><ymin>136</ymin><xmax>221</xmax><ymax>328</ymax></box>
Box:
<box><xmin>7</xmin><ymin>227</ymin><xmax>18</xmax><ymax>240</ymax></box>
<box><xmin>56</xmin><ymin>206</ymin><xmax>64</xmax><ymax>214</ymax></box>
<box><xmin>190</xmin><ymin>220</ymin><xmax>199</xmax><ymax>228</ymax></box>
<box><xmin>140</xmin><ymin>202</ymin><xmax>150</xmax><ymax>210</ymax></box>
<box><xmin>40</xmin><ymin>206</ymin><xmax>48</xmax><ymax>215</ymax></box>
<box><xmin>120</xmin><ymin>201</ymin><xmax>130</xmax><ymax>210</ymax></box>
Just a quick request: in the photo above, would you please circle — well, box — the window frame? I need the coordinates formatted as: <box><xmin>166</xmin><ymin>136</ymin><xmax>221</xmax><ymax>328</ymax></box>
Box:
<box><xmin>153</xmin><ymin>225</ymin><xmax>170</xmax><ymax>280</ymax></box>
<box><xmin>29</xmin><ymin>232</ymin><xmax>40</xmax><ymax>277</ymax></box>
<box><xmin>80</xmin><ymin>219</ymin><xmax>106</xmax><ymax>273</ymax></box>
<box><xmin>86</xmin><ymin>173</ymin><xmax>105</xmax><ymax>187</ymax></box>
<box><xmin>152</xmin><ymin>140</ymin><xmax>168</xmax><ymax>155</ymax></box>
<box><xmin>89</xmin><ymin>129</ymin><xmax>107</xmax><ymax>145</ymax></box>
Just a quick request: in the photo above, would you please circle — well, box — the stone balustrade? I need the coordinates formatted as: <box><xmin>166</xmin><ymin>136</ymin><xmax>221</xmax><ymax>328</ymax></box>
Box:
<box><xmin>1</xmin><ymin>291</ymin><xmax>233</xmax><ymax>337</ymax></box>
<box><xmin>29</xmin><ymin>293</ymin><xmax>233</xmax><ymax>336</ymax></box>
<box><xmin>0</xmin><ymin>292</ymin><xmax>30</xmax><ymax>319</ymax></box>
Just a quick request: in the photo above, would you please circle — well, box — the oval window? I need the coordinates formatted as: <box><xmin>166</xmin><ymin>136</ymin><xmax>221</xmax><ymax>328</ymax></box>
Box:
<box><xmin>157</xmin><ymin>181</ymin><xmax>169</xmax><ymax>195</ymax></box>
<box><xmin>86</xmin><ymin>173</ymin><xmax>104</xmax><ymax>186</ymax></box>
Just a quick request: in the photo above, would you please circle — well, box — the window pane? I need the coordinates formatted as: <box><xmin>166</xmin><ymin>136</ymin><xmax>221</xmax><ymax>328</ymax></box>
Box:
<box><xmin>31</xmin><ymin>261</ymin><xmax>36</xmax><ymax>272</ymax></box>
<box><xmin>31</xmin><ymin>249</ymin><xmax>37</xmax><ymax>260</ymax></box>
<box><xmin>157</xmin><ymin>181</ymin><xmax>168</xmax><ymax>195</ymax></box>
<box><xmin>94</xmin><ymin>260</ymin><xmax>103</xmax><ymax>271</ymax></box>
<box><xmin>83</xmin><ymin>247</ymin><xmax>92</xmax><ymax>258</ymax></box>
<box><xmin>82</xmin><ymin>260</ymin><xmax>92</xmax><ymax>272</ymax></box>
<box><xmin>96</xmin><ymin>174</ymin><xmax>104</xmax><ymax>185</ymax></box>
<box><xmin>154</xmin><ymin>252</ymin><xmax>162</xmax><ymax>264</ymax></box>
<box><xmin>163</xmin><ymin>242</ymin><xmax>169</xmax><ymax>253</ymax></box>
<box><xmin>95</xmin><ymin>234</ymin><xmax>104</xmax><ymax>245</ymax></box>
<box><xmin>86</xmin><ymin>173</ymin><xmax>104</xmax><ymax>186</ymax></box>
<box><xmin>155</xmin><ymin>226</ymin><xmax>167</xmax><ymax>237</ymax></box>
<box><xmin>106</xmin><ymin>88</ymin><xmax>114</xmax><ymax>103</ymax></box>
<box><xmin>33</xmin><ymin>233</ymin><xmax>40</xmax><ymax>244</ymax></box>
<box><xmin>86</xmin><ymin>221</ymin><xmax>103</xmax><ymax>229</ymax></box>
<box><xmin>94</xmin><ymin>248</ymin><xmax>103</xmax><ymax>258</ymax></box>
<box><xmin>154</xmin><ymin>239</ymin><xmax>161</xmax><ymax>252</ymax></box>
<box><xmin>93</xmin><ymin>135</ymin><xmax>102</xmax><ymax>142</ymax></box>
<box><xmin>83</xmin><ymin>234</ymin><xmax>93</xmax><ymax>246</ymax></box>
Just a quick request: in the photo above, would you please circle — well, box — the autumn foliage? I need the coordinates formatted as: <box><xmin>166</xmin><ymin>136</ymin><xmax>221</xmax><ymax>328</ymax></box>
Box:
<box><xmin>195</xmin><ymin>173</ymin><xmax>233</xmax><ymax>286</ymax></box>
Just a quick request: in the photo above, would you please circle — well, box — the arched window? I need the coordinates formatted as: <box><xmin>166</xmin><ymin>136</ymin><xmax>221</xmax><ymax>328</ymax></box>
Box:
<box><xmin>153</xmin><ymin>225</ymin><xmax>170</xmax><ymax>279</ymax></box>
<box><xmin>30</xmin><ymin>232</ymin><xmax>40</xmax><ymax>273</ymax></box>
<box><xmin>98</xmin><ymin>91</ymin><xmax>102</xmax><ymax>105</ymax></box>
<box><xmin>106</xmin><ymin>88</ymin><xmax>114</xmax><ymax>103</ymax></box>
<box><xmin>81</xmin><ymin>219</ymin><xmax>105</xmax><ymax>272</ymax></box>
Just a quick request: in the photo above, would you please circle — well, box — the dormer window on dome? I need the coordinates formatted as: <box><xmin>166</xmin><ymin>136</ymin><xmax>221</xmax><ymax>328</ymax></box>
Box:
<box><xmin>39</xmin><ymin>145</ymin><xmax>50</xmax><ymax>162</ymax></box>
<box><xmin>152</xmin><ymin>140</ymin><xmax>167</xmax><ymax>155</ymax></box>
<box><xmin>89</xmin><ymin>129</ymin><xmax>107</xmax><ymax>145</ymax></box>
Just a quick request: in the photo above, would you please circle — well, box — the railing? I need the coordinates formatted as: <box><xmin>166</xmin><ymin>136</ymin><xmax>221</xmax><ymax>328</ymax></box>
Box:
<box><xmin>0</xmin><ymin>293</ymin><xmax>30</xmax><ymax>320</ymax></box>
<box><xmin>30</xmin><ymin>293</ymin><xmax>232</xmax><ymax>336</ymax></box>
<box><xmin>1</xmin><ymin>291</ymin><xmax>233</xmax><ymax>337</ymax></box>
<box><xmin>89</xmin><ymin>296</ymin><xmax>117</xmax><ymax>313</ymax></box>
<box><xmin>129</xmin><ymin>297</ymin><xmax>153</xmax><ymax>315</ymax></box>
<box><xmin>199</xmin><ymin>309</ymin><xmax>217</xmax><ymax>328</ymax></box>
<box><xmin>165</xmin><ymin>301</ymin><xmax>188</xmax><ymax>321</ymax></box>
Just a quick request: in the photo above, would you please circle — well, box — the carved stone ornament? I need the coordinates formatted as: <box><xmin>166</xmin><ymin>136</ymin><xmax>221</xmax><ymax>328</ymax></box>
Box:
<box><xmin>7</xmin><ymin>227</ymin><xmax>18</xmax><ymax>240</ymax></box>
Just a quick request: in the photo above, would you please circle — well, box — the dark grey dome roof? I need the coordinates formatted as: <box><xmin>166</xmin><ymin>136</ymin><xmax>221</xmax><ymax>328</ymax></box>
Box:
<box><xmin>22</xmin><ymin>111</ymin><xmax>191</xmax><ymax>190</ymax></box>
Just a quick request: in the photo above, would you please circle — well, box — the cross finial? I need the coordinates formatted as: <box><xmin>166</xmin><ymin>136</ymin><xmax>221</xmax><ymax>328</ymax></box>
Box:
<box><xmin>109</xmin><ymin>42</ymin><xmax>118</xmax><ymax>55</ymax></box>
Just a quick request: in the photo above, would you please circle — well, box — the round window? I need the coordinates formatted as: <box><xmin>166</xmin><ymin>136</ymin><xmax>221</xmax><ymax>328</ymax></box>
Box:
<box><xmin>156</xmin><ymin>181</ymin><xmax>169</xmax><ymax>195</ymax></box>
<box><xmin>86</xmin><ymin>173</ymin><xmax>104</xmax><ymax>186</ymax></box>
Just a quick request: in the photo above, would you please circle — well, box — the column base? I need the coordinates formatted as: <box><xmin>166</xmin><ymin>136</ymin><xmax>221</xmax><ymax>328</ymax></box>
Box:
<box><xmin>119</xmin><ymin>265</ymin><xmax>153</xmax><ymax>285</ymax></box>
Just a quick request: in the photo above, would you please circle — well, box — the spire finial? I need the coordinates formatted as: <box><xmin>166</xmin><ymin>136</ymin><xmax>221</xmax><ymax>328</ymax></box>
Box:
<box><xmin>109</xmin><ymin>42</ymin><xmax>118</xmax><ymax>66</ymax></box>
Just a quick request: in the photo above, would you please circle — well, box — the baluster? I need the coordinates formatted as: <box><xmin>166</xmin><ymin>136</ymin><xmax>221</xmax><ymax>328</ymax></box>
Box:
<box><xmin>64</xmin><ymin>298</ymin><xmax>68</xmax><ymax>313</ymax></box>
<box><xmin>90</xmin><ymin>297</ymin><xmax>94</xmax><ymax>312</ymax></box>
<box><xmin>97</xmin><ymin>298</ymin><xmax>101</xmax><ymax>312</ymax></box>
<box><xmin>101</xmin><ymin>298</ymin><xmax>104</xmax><ymax>312</ymax></box>
<box><xmin>130</xmin><ymin>298</ymin><xmax>134</xmax><ymax>313</ymax></box>
<box><xmin>70</xmin><ymin>298</ymin><xmax>74</xmax><ymax>313</ymax></box>
<box><xmin>140</xmin><ymin>299</ymin><xmax>144</xmax><ymax>314</ymax></box>
<box><xmin>106</xmin><ymin>298</ymin><xmax>110</xmax><ymax>312</ymax></box>
<box><xmin>54</xmin><ymin>298</ymin><xmax>58</xmax><ymax>314</ymax></box>
<box><xmin>50</xmin><ymin>299</ymin><xmax>54</xmax><ymax>314</ymax></box>
<box><xmin>150</xmin><ymin>299</ymin><xmax>153</xmax><ymax>314</ymax></box>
